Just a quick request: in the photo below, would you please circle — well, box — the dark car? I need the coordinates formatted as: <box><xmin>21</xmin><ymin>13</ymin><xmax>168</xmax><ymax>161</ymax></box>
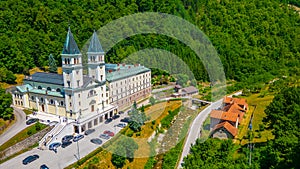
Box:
<box><xmin>40</xmin><ymin>164</ymin><xmax>49</xmax><ymax>169</ymax></box>
<box><xmin>84</xmin><ymin>129</ymin><xmax>95</xmax><ymax>135</ymax></box>
<box><xmin>62</xmin><ymin>135</ymin><xmax>74</xmax><ymax>143</ymax></box>
<box><xmin>104</xmin><ymin>118</ymin><xmax>112</xmax><ymax>124</ymax></box>
<box><xmin>49</xmin><ymin>142</ymin><xmax>61</xmax><ymax>150</ymax></box>
<box><xmin>120</xmin><ymin>117</ymin><xmax>130</xmax><ymax>123</ymax></box>
<box><xmin>116</xmin><ymin>123</ymin><xmax>127</xmax><ymax>128</ymax></box>
<box><xmin>103</xmin><ymin>130</ymin><xmax>115</xmax><ymax>137</ymax></box>
<box><xmin>26</xmin><ymin>118</ymin><xmax>39</xmax><ymax>125</ymax></box>
<box><xmin>99</xmin><ymin>134</ymin><xmax>110</xmax><ymax>140</ymax></box>
<box><xmin>90</xmin><ymin>138</ymin><xmax>103</xmax><ymax>145</ymax></box>
<box><xmin>61</xmin><ymin>141</ymin><xmax>72</xmax><ymax>148</ymax></box>
<box><xmin>112</xmin><ymin>114</ymin><xmax>120</xmax><ymax>120</ymax></box>
<box><xmin>22</xmin><ymin>154</ymin><xmax>39</xmax><ymax>165</ymax></box>
<box><xmin>73</xmin><ymin>134</ymin><xmax>84</xmax><ymax>142</ymax></box>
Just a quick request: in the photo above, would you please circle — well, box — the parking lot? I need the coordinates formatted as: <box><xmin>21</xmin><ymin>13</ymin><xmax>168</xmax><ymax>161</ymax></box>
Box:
<box><xmin>0</xmin><ymin>111</ymin><xmax>129</xmax><ymax>169</ymax></box>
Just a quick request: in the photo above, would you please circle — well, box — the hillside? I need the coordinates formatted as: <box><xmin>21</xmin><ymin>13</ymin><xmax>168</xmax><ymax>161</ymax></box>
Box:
<box><xmin>0</xmin><ymin>0</ymin><xmax>299</xmax><ymax>85</ymax></box>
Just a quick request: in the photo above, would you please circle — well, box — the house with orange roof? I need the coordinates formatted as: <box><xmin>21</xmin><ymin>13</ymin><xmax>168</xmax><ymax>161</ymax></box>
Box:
<box><xmin>209</xmin><ymin>96</ymin><xmax>248</xmax><ymax>139</ymax></box>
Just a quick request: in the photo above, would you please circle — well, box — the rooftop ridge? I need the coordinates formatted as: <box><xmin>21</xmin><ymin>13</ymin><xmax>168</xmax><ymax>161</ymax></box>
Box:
<box><xmin>62</xmin><ymin>27</ymin><xmax>81</xmax><ymax>55</ymax></box>
<box><xmin>88</xmin><ymin>31</ymin><xmax>104</xmax><ymax>53</ymax></box>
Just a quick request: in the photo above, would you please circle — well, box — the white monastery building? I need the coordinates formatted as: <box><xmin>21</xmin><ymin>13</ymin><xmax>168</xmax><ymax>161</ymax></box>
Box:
<box><xmin>11</xmin><ymin>28</ymin><xmax>151</xmax><ymax>134</ymax></box>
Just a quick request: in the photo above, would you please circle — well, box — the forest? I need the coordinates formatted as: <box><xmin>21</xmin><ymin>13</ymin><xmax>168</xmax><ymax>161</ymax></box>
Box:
<box><xmin>0</xmin><ymin>0</ymin><xmax>299</xmax><ymax>86</ymax></box>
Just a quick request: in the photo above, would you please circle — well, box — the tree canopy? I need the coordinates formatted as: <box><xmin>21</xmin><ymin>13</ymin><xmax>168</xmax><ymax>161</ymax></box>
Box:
<box><xmin>0</xmin><ymin>88</ymin><xmax>13</xmax><ymax>120</ymax></box>
<box><xmin>0</xmin><ymin>0</ymin><xmax>299</xmax><ymax>85</ymax></box>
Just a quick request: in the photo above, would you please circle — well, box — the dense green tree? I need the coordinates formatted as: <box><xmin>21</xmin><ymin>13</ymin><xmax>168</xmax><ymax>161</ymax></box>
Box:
<box><xmin>0</xmin><ymin>67</ymin><xmax>16</xmax><ymax>84</ymax></box>
<box><xmin>111</xmin><ymin>136</ymin><xmax>138</xmax><ymax>167</ymax></box>
<box><xmin>0</xmin><ymin>88</ymin><xmax>13</xmax><ymax>120</ymax></box>
<box><xmin>128</xmin><ymin>102</ymin><xmax>149</xmax><ymax>132</ymax></box>
<box><xmin>260</xmin><ymin>87</ymin><xmax>300</xmax><ymax>168</ymax></box>
<box><xmin>174</xmin><ymin>74</ymin><xmax>189</xmax><ymax>87</ymax></box>
<box><xmin>48</xmin><ymin>54</ymin><xmax>57</xmax><ymax>73</ymax></box>
<box><xmin>149</xmin><ymin>96</ymin><xmax>156</xmax><ymax>105</ymax></box>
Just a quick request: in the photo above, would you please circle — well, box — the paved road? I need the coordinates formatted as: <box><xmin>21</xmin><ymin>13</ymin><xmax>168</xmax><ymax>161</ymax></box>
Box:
<box><xmin>152</xmin><ymin>85</ymin><xmax>175</xmax><ymax>94</ymax></box>
<box><xmin>0</xmin><ymin>113</ymin><xmax>128</xmax><ymax>169</ymax></box>
<box><xmin>0</xmin><ymin>107</ymin><xmax>27</xmax><ymax>146</ymax></box>
<box><xmin>178</xmin><ymin>91</ymin><xmax>242</xmax><ymax>168</ymax></box>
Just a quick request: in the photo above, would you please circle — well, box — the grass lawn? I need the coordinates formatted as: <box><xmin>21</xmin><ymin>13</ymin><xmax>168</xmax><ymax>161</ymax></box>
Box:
<box><xmin>199</xmin><ymin>116</ymin><xmax>211</xmax><ymax>140</ymax></box>
<box><xmin>236</xmin><ymin>93</ymin><xmax>275</xmax><ymax>145</ymax></box>
<box><xmin>72</xmin><ymin>100</ymin><xmax>182</xmax><ymax>169</ymax></box>
<box><xmin>23</xmin><ymin>109</ymin><xmax>34</xmax><ymax>115</ymax></box>
<box><xmin>0</xmin><ymin>122</ymin><xmax>47</xmax><ymax>152</ymax></box>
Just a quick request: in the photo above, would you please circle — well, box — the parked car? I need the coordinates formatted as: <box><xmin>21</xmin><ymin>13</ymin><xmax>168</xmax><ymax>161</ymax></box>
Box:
<box><xmin>61</xmin><ymin>141</ymin><xmax>72</xmax><ymax>148</ymax></box>
<box><xmin>40</xmin><ymin>164</ymin><xmax>49</xmax><ymax>169</ymax></box>
<box><xmin>120</xmin><ymin>117</ymin><xmax>130</xmax><ymax>123</ymax></box>
<box><xmin>22</xmin><ymin>154</ymin><xmax>39</xmax><ymax>165</ymax></box>
<box><xmin>49</xmin><ymin>142</ymin><xmax>61</xmax><ymax>150</ymax></box>
<box><xmin>84</xmin><ymin>129</ymin><xmax>95</xmax><ymax>135</ymax></box>
<box><xmin>104</xmin><ymin>118</ymin><xmax>112</xmax><ymax>124</ymax></box>
<box><xmin>112</xmin><ymin>114</ymin><xmax>120</xmax><ymax>120</ymax></box>
<box><xmin>62</xmin><ymin>135</ymin><xmax>74</xmax><ymax>143</ymax></box>
<box><xmin>99</xmin><ymin>134</ymin><xmax>110</xmax><ymax>140</ymax></box>
<box><xmin>103</xmin><ymin>130</ymin><xmax>115</xmax><ymax>137</ymax></box>
<box><xmin>116</xmin><ymin>123</ymin><xmax>127</xmax><ymax>128</ymax></box>
<box><xmin>26</xmin><ymin>118</ymin><xmax>39</xmax><ymax>125</ymax></box>
<box><xmin>90</xmin><ymin>138</ymin><xmax>103</xmax><ymax>145</ymax></box>
<box><xmin>73</xmin><ymin>134</ymin><xmax>84</xmax><ymax>142</ymax></box>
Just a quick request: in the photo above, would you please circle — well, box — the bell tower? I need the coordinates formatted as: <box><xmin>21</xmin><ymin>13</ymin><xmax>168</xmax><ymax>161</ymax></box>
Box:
<box><xmin>87</xmin><ymin>31</ymin><xmax>105</xmax><ymax>82</ymax></box>
<box><xmin>61</xmin><ymin>27</ymin><xmax>83</xmax><ymax>117</ymax></box>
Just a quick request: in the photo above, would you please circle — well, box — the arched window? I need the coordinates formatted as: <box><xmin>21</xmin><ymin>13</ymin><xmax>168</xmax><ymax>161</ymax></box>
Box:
<box><xmin>64</xmin><ymin>58</ymin><xmax>67</xmax><ymax>64</ymax></box>
<box><xmin>50</xmin><ymin>99</ymin><xmax>54</xmax><ymax>105</ymax></box>
<box><xmin>40</xmin><ymin>98</ymin><xmax>44</xmax><ymax>103</ymax></box>
<box><xmin>47</xmin><ymin>87</ymin><xmax>51</xmax><ymax>91</ymax></box>
<box><xmin>88</xmin><ymin>90</ymin><xmax>96</xmax><ymax>97</ymax></box>
<box><xmin>56</xmin><ymin>88</ymin><xmax>61</xmax><ymax>92</ymax></box>
<box><xmin>89</xmin><ymin>100</ymin><xmax>96</xmax><ymax>105</ymax></box>
<box><xmin>60</xmin><ymin>101</ymin><xmax>64</xmax><ymax>106</ymax></box>
<box><xmin>21</xmin><ymin>101</ymin><xmax>23</xmax><ymax>105</ymax></box>
<box><xmin>38</xmin><ymin>86</ymin><xmax>42</xmax><ymax>90</ymax></box>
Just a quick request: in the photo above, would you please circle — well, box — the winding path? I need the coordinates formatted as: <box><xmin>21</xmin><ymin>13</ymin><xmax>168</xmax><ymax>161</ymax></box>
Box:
<box><xmin>0</xmin><ymin>107</ymin><xmax>27</xmax><ymax>146</ymax></box>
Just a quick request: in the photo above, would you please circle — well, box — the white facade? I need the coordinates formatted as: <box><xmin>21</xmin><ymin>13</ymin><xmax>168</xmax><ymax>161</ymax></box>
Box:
<box><xmin>11</xmin><ymin>29</ymin><xmax>151</xmax><ymax>134</ymax></box>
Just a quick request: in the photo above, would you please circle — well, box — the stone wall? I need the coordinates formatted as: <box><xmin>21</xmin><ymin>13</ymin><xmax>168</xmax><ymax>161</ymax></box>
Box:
<box><xmin>0</xmin><ymin>126</ymin><xmax>53</xmax><ymax>160</ymax></box>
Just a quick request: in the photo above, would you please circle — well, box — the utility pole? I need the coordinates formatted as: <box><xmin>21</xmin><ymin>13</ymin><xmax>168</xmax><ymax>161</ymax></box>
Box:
<box><xmin>77</xmin><ymin>140</ymin><xmax>80</xmax><ymax>160</ymax></box>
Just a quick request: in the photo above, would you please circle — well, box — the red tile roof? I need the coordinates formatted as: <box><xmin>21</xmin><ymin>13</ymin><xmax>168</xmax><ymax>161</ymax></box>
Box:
<box><xmin>213</xmin><ymin>121</ymin><xmax>238</xmax><ymax>137</ymax></box>
<box><xmin>224</xmin><ymin>96</ymin><xmax>248</xmax><ymax>110</ymax></box>
<box><xmin>210</xmin><ymin>110</ymin><xmax>239</xmax><ymax>123</ymax></box>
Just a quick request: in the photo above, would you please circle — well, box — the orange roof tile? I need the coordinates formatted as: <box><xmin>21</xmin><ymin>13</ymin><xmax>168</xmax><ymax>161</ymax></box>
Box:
<box><xmin>210</xmin><ymin>110</ymin><xmax>239</xmax><ymax>123</ymax></box>
<box><xmin>213</xmin><ymin>121</ymin><xmax>238</xmax><ymax>137</ymax></box>
<box><xmin>223</xmin><ymin>96</ymin><xmax>248</xmax><ymax>110</ymax></box>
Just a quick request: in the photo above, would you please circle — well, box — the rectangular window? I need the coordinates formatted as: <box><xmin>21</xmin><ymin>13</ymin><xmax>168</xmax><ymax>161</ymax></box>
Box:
<box><xmin>67</xmin><ymin>81</ymin><xmax>70</xmax><ymax>87</ymax></box>
<box><xmin>69</xmin><ymin>95</ymin><xmax>71</xmax><ymax>99</ymax></box>
<box><xmin>78</xmin><ymin>94</ymin><xmax>80</xmax><ymax>98</ymax></box>
<box><xmin>77</xmin><ymin>80</ymin><xmax>80</xmax><ymax>87</ymax></box>
<box><xmin>79</xmin><ymin>102</ymin><xmax>81</xmax><ymax>106</ymax></box>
